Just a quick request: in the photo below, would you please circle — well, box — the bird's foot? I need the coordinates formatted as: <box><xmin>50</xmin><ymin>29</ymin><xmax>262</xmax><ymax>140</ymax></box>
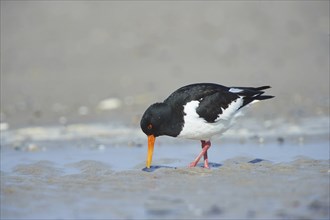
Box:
<box><xmin>189</xmin><ymin>161</ymin><xmax>198</xmax><ymax>167</ymax></box>
<box><xmin>203</xmin><ymin>159</ymin><xmax>210</xmax><ymax>169</ymax></box>
<box><xmin>188</xmin><ymin>160</ymin><xmax>210</xmax><ymax>168</ymax></box>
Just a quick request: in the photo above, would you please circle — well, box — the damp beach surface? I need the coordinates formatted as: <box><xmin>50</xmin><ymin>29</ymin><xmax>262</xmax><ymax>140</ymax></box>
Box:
<box><xmin>1</xmin><ymin>121</ymin><xmax>329</xmax><ymax>219</ymax></box>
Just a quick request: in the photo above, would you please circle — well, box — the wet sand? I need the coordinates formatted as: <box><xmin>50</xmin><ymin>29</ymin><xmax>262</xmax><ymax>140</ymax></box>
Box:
<box><xmin>1</xmin><ymin>149</ymin><xmax>329</xmax><ymax>219</ymax></box>
<box><xmin>1</xmin><ymin>123</ymin><xmax>329</xmax><ymax>219</ymax></box>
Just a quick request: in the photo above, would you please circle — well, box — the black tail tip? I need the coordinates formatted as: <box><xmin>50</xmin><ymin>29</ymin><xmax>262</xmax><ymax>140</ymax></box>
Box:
<box><xmin>258</xmin><ymin>95</ymin><xmax>275</xmax><ymax>100</ymax></box>
<box><xmin>256</xmin><ymin>86</ymin><xmax>271</xmax><ymax>90</ymax></box>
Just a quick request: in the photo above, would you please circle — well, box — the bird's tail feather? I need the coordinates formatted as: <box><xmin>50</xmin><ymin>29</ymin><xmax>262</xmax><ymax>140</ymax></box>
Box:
<box><xmin>231</xmin><ymin>85</ymin><xmax>274</xmax><ymax>109</ymax></box>
<box><xmin>254</xmin><ymin>86</ymin><xmax>271</xmax><ymax>91</ymax></box>
<box><xmin>255</xmin><ymin>95</ymin><xmax>275</xmax><ymax>100</ymax></box>
<box><xmin>233</xmin><ymin>85</ymin><xmax>271</xmax><ymax>92</ymax></box>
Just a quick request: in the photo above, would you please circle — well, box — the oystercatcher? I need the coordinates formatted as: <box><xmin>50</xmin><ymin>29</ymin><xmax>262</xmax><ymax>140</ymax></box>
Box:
<box><xmin>140</xmin><ymin>83</ymin><xmax>274</xmax><ymax>169</ymax></box>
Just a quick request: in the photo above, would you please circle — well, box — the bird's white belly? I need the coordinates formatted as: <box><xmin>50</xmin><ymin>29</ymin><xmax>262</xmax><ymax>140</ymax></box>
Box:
<box><xmin>178</xmin><ymin>118</ymin><xmax>234</xmax><ymax>140</ymax></box>
<box><xmin>177</xmin><ymin>100</ymin><xmax>243</xmax><ymax>140</ymax></box>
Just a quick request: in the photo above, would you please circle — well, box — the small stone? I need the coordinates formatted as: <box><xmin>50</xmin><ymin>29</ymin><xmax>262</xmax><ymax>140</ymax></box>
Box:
<box><xmin>0</xmin><ymin>122</ymin><xmax>9</xmax><ymax>131</ymax></box>
<box><xmin>97</xmin><ymin>98</ymin><xmax>122</xmax><ymax>110</ymax></box>
<box><xmin>258</xmin><ymin>137</ymin><xmax>265</xmax><ymax>144</ymax></box>
<box><xmin>97</xmin><ymin>144</ymin><xmax>106</xmax><ymax>151</ymax></box>
<box><xmin>206</xmin><ymin>205</ymin><xmax>223</xmax><ymax>216</ymax></box>
<box><xmin>27</xmin><ymin>144</ymin><xmax>39</xmax><ymax>152</ymax></box>
<box><xmin>277</xmin><ymin>137</ymin><xmax>285</xmax><ymax>145</ymax></box>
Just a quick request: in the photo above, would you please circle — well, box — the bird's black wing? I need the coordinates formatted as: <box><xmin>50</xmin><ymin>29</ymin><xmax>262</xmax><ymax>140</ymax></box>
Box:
<box><xmin>164</xmin><ymin>83</ymin><xmax>239</xmax><ymax>123</ymax></box>
<box><xmin>164</xmin><ymin>83</ymin><xmax>273</xmax><ymax>123</ymax></box>
<box><xmin>164</xmin><ymin>83</ymin><xmax>230</xmax><ymax>106</ymax></box>
<box><xmin>196</xmin><ymin>90</ymin><xmax>239</xmax><ymax>123</ymax></box>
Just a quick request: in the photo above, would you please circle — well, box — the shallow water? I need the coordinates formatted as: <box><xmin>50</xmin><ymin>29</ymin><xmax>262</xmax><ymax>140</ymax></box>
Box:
<box><xmin>1</xmin><ymin>136</ymin><xmax>329</xmax><ymax>173</ymax></box>
<box><xmin>1</xmin><ymin>122</ymin><xmax>329</xmax><ymax>219</ymax></box>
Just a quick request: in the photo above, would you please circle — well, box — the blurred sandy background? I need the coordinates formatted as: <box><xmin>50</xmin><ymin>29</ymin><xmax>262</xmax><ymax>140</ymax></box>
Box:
<box><xmin>1</xmin><ymin>1</ymin><xmax>329</xmax><ymax>128</ymax></box>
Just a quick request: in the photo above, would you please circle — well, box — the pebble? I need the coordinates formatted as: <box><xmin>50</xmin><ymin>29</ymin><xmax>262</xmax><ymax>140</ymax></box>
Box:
<box><xmin>205</xmin><ymin>204</ymin><xmax>223</xmax><ymax>216</ymax></box>
<box><xmin>97</xmin><ymin>98</ymin><xmax>122</xmax><ymax>110</ymax></box>
<box><xmin>258</xmin><ymin>137</ymin><xmax>265</xmax><ymax>144</ymax></box>
<box><xmin>250</xmin><ymin>135</ymin><xmax>265</xmax><ymax>144</ymax></box>
<box><xmin>277</xmin><ymin>137</ymin><xmax>285</xmax><ymax>145</ymax></box>
<box><xmin>0</xmin><ymin>122</ymin><xmax>9</xmax><ymax>131</ymax></box>
<box><xmin>27</xmin><ymin>144</ymin><xmax>39</xmax><ymax>152</ymax></box>
<box><xmin>97</xmin><ymin>144</ymin><xmax>106</xmax><ymax>151</ymax></box>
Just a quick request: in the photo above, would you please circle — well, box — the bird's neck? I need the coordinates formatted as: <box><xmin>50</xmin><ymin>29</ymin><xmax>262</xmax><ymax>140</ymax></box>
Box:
<box><xmin>159</xmin><ymin>105</ymin><xmax>184</xmax><ymax>137</ymax></box>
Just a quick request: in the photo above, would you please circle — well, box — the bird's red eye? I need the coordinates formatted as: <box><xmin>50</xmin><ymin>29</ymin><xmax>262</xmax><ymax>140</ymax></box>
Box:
<box><xmin>147</xmin><ymin>124</ymin><xmax>153</xmax><ymax>130</ymax></box>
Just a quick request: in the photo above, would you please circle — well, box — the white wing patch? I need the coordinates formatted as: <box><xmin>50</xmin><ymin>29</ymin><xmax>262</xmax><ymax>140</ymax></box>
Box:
<box><xmin>178</xmin><ymin>99</ymin><xmax>244</xmax><ymax>140</ymax></box>
<box><xmin>229</xmin><ymin>88</ymin><xmax>243</xmax><ymax>93</ymax></box>
<box><xmin>217</xmin><ymin>97</ymin><xmax>243</xmax><ymax>121</ymax></box>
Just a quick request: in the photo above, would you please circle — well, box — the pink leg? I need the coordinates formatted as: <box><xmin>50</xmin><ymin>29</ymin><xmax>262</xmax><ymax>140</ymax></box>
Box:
<box><xmin>189</xmin><ymin>140</ymin><xmax>211</xmax><ymax>168</ymax></box>
<box><xmin>202</xmin><ymin>141</ymin><xmax>210</xmax><ymax>168</ymax></box>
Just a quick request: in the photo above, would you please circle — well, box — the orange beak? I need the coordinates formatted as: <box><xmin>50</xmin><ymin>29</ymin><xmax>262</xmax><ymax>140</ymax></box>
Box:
<box><xmin>146</xmin><ymin>135</ymin><xmax>155</xmax><ymax>168</ymax></box>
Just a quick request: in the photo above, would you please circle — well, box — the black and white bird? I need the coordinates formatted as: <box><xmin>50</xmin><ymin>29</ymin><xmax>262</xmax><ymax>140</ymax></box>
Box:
<box><xmin>140</xmin><ymin>83</ymin><xmax>274</xmax><ymax>169</ymax></box>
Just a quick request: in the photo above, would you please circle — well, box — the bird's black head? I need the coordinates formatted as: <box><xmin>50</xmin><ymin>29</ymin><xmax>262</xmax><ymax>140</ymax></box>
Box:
<box><xmin>141</xmin><ymin>102</ymin><xmax>183</xmax><ymax>168</ymax></box>
<box><xmin>140</xmin><ymin>102</ymin><xmax>179</xmax><ymax>137</ymax></box>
